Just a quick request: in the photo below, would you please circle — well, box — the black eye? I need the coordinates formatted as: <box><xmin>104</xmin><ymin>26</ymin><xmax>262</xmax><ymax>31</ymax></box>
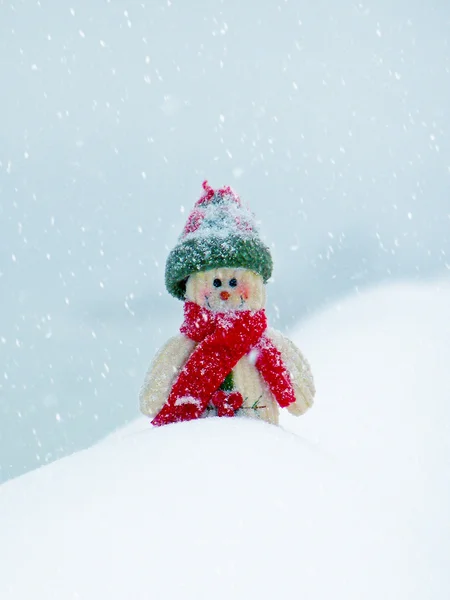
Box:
<box><xmin>229</xmin><ymin>278</ymin><xmax>237</xmax><ymax>287</ymax></box>
<box><xmin>213</xmin><ymin>278</ymin><xmax>222</xmax><ymax>288</ymax></box>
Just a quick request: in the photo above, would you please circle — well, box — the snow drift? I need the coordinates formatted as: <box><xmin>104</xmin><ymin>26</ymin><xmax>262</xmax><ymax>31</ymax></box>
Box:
<box><xmin>1</xmin><ymin>278</ymin><xmax>449</xmax><ymax>599</ymax></box>
<box><xmin>0</xmin><ymin>418</ymin><xmax>389</xmax><ymax>600</ymax></box>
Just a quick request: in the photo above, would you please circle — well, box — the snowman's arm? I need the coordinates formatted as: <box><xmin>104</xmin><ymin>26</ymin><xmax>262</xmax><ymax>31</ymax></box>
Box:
<box><xmin>266</xmin><ymin>328</ymin><xmax>315</xmax><ymax>415</ymax></box>
<box><xmin>139</xmin><ymin>334</ymin><xmax>196</xmax><ymax>417</ymax></box>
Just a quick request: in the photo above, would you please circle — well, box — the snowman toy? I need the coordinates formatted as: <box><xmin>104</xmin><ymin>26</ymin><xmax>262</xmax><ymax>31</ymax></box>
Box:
<box><xmin>140</xmin><ymin>181</ymin><xmax>315</xmax><ymax>427</ymax></box>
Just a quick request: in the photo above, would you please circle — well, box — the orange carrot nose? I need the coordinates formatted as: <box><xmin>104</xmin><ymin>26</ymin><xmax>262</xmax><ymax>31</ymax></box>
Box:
<box><xmin>220</xmin><ymin>291</ymin><xmax>230</xmax><ymax>301</ymax></box>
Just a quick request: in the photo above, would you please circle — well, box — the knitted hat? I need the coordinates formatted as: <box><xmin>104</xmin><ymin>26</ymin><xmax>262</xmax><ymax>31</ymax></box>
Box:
<box><xmin>165</xmin><ymin>181</ymin><xmax>273</xmax><ymax>300</ymax></box>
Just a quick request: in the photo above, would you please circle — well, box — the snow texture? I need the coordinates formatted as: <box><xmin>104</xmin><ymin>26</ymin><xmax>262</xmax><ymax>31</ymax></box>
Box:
<box><xmin>0</xmin><ymin>278</ymin><xmax>449</xmax><ymax>599</ymax></box>
<box><xmin>174</xmin><ymin>395</ymin><xmax>202</xmax><ymax>407</ymax></box>
<box><xmin>181</xmin><ymin>187</ymin><xmax>257</xmax><ymax>242</ymax></box>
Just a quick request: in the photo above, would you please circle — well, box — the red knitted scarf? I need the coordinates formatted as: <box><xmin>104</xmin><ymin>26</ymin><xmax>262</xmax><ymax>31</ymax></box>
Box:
<box><xmin>152</xmin><ymin>302</ymin><xmax>295</xmax><ymax>426</ymax></box>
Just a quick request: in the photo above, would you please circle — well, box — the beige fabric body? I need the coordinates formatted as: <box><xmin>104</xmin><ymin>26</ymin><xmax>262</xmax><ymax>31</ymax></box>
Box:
<box><xmin>139</xmin><ymin>328</ymin><xmax>315</xmax><ymax>425</ymax></box>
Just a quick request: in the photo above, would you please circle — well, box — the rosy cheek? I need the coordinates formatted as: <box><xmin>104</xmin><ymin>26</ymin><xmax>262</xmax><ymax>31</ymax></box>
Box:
<box><xmin>199</xmin><ymin>287</ymin><xmax>211</xmax><ymax>303</ymax></box>
<box><xmin>237</xmin><ymin>284</ymin><xmax>250</xmax><ymax>300</ymax></box>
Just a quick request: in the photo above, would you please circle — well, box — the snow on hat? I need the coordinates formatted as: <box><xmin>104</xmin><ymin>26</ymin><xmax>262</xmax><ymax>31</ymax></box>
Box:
<box><xmin>165</xmin><ymin>181</ymin><xmax>273</xmax><ymax>300</ymax></box>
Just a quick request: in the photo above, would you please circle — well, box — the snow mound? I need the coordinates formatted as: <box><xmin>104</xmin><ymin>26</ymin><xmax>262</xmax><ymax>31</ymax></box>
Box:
<box><xmin>288</xmin><ymin>279</ymin><xmax>450</xmax><ymax>467</ymax></box>
<box><xmin>284</xmin><ymin>278</ymin><xmax>450</xmax><ymax>598</ymax></box>
<box><xmin>1</xmin><ymin>278</ymin><xmax>449</xmax><ymax>599</ymax></box>
<box><xmin>0</xmin><ymin>417</ymin><xmax>401</xmax><ymax>600</ymax></box>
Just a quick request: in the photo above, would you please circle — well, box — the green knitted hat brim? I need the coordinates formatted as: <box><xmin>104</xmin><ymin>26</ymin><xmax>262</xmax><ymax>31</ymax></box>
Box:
<box><xmin>165</xmin><ymin>234</ymin><xmax>273</xmax><ymax>300</ymax></box>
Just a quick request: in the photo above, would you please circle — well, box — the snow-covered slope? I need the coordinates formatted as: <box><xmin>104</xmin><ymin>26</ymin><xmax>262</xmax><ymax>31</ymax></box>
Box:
<box><xmin>284</xmin><ymin>278</ymin><xmax>450</xmax><ymax>597</ymax></box>
<box><xmin>0</xmin><ymin>418</ymin><xmax>388</xmax><ymax>600</ymax></box>
<box><xmin>1</xmin><ymin>278</ymin><xmax>449</xmax><ymax>599</ymax></box>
